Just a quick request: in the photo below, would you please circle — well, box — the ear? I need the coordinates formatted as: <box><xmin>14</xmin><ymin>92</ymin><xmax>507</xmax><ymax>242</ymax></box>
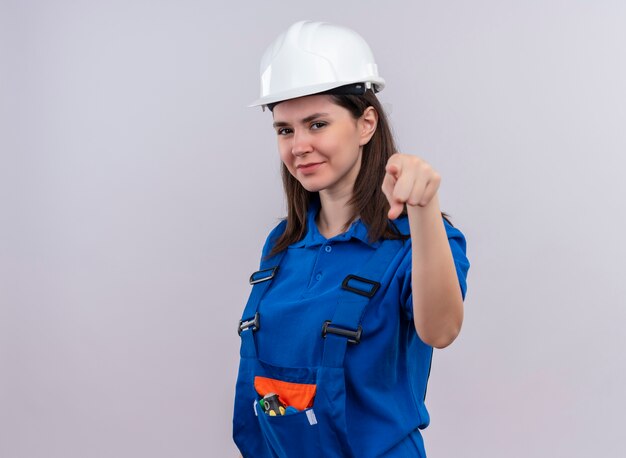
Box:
<box><xmin>358</xmin><ymin>106</ymin><xmax>379</xmax><ymax>146</ymax></box>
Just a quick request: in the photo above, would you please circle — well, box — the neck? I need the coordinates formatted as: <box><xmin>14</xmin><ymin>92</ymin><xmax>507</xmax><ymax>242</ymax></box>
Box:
<box><xmin>316</xmin><ymin>188</ymin><xmax>356</xmax><ymax>239</ymax></box>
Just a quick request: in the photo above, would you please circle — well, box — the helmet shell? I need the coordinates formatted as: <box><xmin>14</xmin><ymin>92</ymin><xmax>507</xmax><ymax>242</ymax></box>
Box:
<box><xmin>249</xmin><ymin>21</ymin><xmax>385</xmax><ymax>108</ymax></box>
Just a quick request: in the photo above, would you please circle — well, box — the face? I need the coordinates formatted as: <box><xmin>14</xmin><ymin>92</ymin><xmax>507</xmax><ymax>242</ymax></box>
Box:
<box><xmin>272</xmin><ymin>95</ymin><xmax>376</xmax><ymax>196</ymax></box>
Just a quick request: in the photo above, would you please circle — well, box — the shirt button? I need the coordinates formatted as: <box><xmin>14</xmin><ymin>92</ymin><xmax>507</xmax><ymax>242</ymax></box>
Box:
<box><xmin>315</xmin><ymin>273</ymin><xmax>322</xmax><ymax>281</ymax></box>
<box><xmin>324</xmin><ymin>245</ymin><xmax>332</xmax><ymax>253</ymax></box>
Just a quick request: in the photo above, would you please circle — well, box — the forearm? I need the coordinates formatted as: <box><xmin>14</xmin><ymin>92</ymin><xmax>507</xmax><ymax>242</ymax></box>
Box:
<box><xmin>408</xmin><ymin>194</ymin><xmax>464</xmax><ymax>348</ymax></box>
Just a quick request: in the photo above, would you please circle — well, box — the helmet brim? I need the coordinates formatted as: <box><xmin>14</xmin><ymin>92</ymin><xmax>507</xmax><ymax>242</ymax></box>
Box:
<box><xmin>248</xmin><ymin>79</ymin><xmax>385</xmax><ymax>108</ymax></box>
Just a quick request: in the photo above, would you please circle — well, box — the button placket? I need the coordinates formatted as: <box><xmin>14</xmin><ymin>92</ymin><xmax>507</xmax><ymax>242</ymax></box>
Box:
<box><xmin>313</xmin><ymin>244</ymin><xmax>332</xmax><ymax>283</ymax></box>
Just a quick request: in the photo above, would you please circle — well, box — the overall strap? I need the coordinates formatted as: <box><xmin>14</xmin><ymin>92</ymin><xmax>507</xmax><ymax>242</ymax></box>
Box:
<box><xmin>321</xmin><ymin>239</ymin><xmax>405</xmax><ymax>368</ymax></box>
<box><xmin>239</xmin><ymin>244</ymin><xmax>287</xmax><ymax>359</ymax></box>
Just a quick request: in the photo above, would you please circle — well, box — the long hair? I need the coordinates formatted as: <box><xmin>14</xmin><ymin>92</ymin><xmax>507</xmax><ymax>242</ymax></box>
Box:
<box><xmin>267</xmin><ymin>90</ymin><xmax>415</xmax><ymax>258</ymax></box>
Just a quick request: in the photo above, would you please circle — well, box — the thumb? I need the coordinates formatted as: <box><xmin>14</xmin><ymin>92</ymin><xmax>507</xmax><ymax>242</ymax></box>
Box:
<box><xmin>387</xmin><ymin>201</ymin><xmax>404</xmax><ymax>220</ymax></box>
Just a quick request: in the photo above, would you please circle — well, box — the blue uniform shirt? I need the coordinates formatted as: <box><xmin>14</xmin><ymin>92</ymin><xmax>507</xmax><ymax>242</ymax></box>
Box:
<box><xmin>254</xmin><ymin>202</ymin><xmax>470</xmax><ymax>455</ymax></box>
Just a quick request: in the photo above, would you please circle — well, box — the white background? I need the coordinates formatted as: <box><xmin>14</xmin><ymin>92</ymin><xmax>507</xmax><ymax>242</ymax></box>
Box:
<box><xmin>2</xmin><ymin>1</ymin><xmax>625</xmax><ymax>457</ymax></box>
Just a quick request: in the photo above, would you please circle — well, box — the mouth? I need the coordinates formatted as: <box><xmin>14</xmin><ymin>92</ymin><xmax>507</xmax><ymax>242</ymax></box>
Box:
<box><xmin>296</xmin><ymin>162</ymin><xmax>324</xmax><ymax>175</ymax></box>
<box><xmin>297</xmin><ymin>162</ymin><xmax>323</xmax><ymax>170</ymax></box>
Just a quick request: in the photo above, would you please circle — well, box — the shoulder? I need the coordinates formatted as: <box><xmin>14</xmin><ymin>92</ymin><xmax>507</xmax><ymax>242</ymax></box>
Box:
<box><xmin>267</xmin><ymin>218</ymin><xmax>288</xmax><ymax>241</ymax></box>
<box><xmin>387</xmin><ymin>214</ymin><xmax>468</xmax><ymax>270</ymax></box>
<box><xmin>442</xmin><ymin>218</ymin><xmax>467</xmax><ymax>251</ymax></box>
<box><xmin>261</xmin><ymin>219</ymin><xmax>288</xmax><ymax>258</ymax></box>
<box><xmin>391</xmin><ymin>214</ymin><xmax>466</xmax><ymax>242</ymax></box>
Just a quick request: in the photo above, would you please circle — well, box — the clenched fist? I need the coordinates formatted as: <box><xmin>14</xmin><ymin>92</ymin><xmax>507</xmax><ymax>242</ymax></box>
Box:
<box><xmin>382</xmin><ymin>153</ymin><xmax>441</xmax><ymax>220</ymax></box>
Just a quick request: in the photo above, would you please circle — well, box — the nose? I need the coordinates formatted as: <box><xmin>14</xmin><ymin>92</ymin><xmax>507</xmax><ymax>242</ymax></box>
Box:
<box><xmin>291</xmin><ymin>130</ymin><xmax>313</xmax><ymax>157</ymax></box>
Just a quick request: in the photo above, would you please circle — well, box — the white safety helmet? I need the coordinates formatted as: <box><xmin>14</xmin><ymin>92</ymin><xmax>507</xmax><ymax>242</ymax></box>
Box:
<box><xmin>249</xmin><ymin>20</ymin><xmax>385</xmax><ymax>109</ymax></box>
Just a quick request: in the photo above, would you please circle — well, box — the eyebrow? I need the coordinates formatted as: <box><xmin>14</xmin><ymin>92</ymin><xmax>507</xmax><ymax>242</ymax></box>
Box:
<box><xmin>272</xmin><ymin>112</ymin><xmax>330</xmax><ymax>128</ymax></box>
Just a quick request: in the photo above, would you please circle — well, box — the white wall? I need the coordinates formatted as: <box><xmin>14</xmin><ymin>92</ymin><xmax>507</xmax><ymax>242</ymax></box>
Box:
<box><xmin>1</xmin><ymin>1</ymin><xmax>625</xmax><ymax>456</ymax></box>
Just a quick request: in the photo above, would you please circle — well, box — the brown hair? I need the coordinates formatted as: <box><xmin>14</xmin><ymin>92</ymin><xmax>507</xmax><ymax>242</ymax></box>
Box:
<box><xmin>267</xmin><ymin>90</ymin><xmax>450</xmax><ymax>258</ymax></box>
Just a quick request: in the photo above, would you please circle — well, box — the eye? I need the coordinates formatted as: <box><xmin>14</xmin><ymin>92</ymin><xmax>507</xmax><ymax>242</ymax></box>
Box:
<box><xmin>311</xmin><ymin>122</ymin><xmax>326</xmax><ymax>130</ymax></box>
<box><xmin>276</xmin><ymin>127</ymin><xmax>293</xmax><ymax>136</ymax></box>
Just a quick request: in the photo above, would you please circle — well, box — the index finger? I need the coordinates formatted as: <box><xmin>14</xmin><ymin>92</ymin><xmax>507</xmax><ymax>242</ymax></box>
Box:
<box><xmin>385</xmin><ymin>156</ymin><xmax>403</xmax><ymax>178</ymax></box>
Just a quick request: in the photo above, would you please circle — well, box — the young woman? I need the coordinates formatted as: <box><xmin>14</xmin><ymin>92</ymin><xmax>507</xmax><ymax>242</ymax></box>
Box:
<box><xmin>233</xmin><ymin>21</ymin><xmax>470</xmax><ymax>457</ymax></box>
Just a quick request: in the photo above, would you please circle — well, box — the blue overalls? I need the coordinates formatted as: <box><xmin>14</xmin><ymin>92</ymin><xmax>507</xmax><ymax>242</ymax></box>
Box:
<box><xmin>233</xmin><ymin>207</ymin><xmax>469</xmax><ymax>457</ymax></box>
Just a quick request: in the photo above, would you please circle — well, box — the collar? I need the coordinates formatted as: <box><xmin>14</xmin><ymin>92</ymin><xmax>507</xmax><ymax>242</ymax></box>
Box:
<box><xmin>290</xmin><ymin>200</ymin><xmax>381</xmax><ymax>249</ymax></box>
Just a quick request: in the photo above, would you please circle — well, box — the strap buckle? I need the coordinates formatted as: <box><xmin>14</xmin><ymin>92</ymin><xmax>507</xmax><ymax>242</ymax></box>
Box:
<box><xmin>341</xmin><ymin>275</ymin><xmax>380</xmax><ymax>298</ymax></box>
<box><xmin>238</xmin><ymin>312</ymin><xmax>260</xmax><ymax>336</ymax></box>
<box><xmin>249</xmin><ymin>266</ymin><xmax>279</xmax><ymax>285</ymax></box>
<box><xmin>321</xmin><ymin>320</ymin><xmax>362</xmax><ymax>344</ymax></box>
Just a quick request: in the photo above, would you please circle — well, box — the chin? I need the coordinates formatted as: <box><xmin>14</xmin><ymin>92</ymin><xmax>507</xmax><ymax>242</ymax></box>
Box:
<box><xmin>296</xmin><ymin>177</ymin><xmax>332</xmax><ymax>193</ymax></box>
<box><xmin>299</xmin><ymin>182</ymin><xmax>325</xmax><ymax>193</ymax></box>
<box><xmin>291</xmin><ymin>173</ymin><xmax>327</xmax><ymax>193</ymax></box>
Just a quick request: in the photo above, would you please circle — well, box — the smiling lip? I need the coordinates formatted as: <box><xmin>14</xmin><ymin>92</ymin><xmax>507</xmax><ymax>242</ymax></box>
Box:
<box><xmin>297</xmin><ymin>162</ymin><xmax>323</xmax><ymax>174</ymax></box>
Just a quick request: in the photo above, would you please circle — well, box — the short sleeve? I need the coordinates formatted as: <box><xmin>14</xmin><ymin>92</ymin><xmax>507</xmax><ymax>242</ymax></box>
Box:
<box><xmin>444</xmin><ymin>220</ymin><xmax>470</xmax><ymax>299</ymax></box>
<box><xmin>400</xmin><ymin>219</ymin><xmax>470</xmax><ymax>319</ymax></box>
